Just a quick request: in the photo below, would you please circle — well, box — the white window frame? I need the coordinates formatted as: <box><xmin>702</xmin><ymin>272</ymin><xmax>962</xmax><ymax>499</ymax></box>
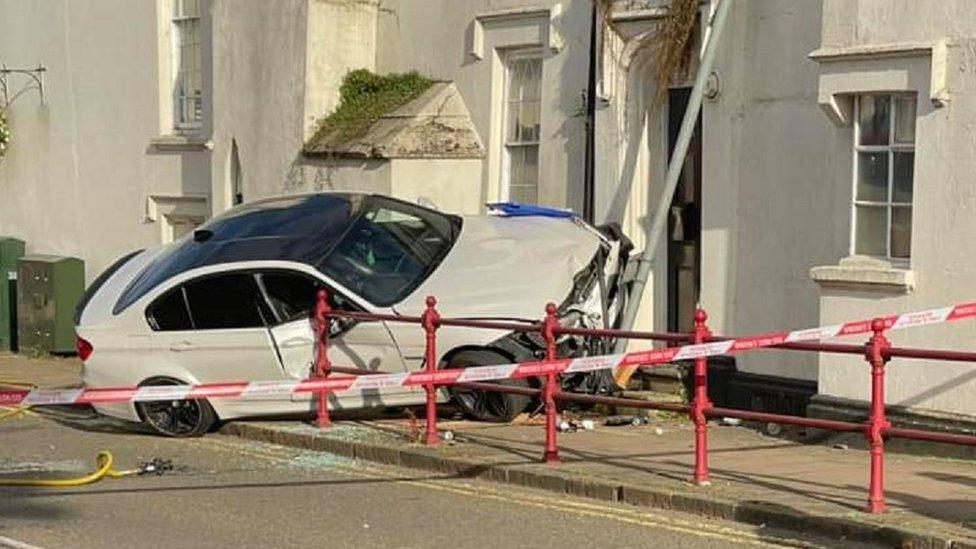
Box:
<box><xmin>171</xmin><ymin>0</ymin><xmax>203</xmax><ymax>132</ymax></box>
<box><xmin>500</xmin><ymin>49</ymin><xmax>543</xmax><ymax>203</ymax></box>
<box><xmin>850</xmin><ymin>93</ymin><xmax>916</xmax><ymax>262</ymax></box>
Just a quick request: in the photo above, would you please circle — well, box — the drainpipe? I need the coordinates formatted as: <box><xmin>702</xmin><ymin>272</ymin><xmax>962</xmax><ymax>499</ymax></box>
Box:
<box><xmin>582</xmin><ymin>1</ymin><xmax>598</xmax><ymax>223</ymax></box>
<box><xmin>614</xmin><ymin>0</ymin><xmax>732</xmax><ymax>350</ymax></box>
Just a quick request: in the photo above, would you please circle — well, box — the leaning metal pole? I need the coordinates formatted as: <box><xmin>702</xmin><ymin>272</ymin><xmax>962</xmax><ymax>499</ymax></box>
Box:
<box><xmin>614</xmin><ymin>0</ymin><xmax>733</xmax><ymax>350</ymax></box>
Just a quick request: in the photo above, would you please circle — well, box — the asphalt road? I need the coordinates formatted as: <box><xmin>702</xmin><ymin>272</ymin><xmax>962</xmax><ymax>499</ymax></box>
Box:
<box><xmin>0</xmin><ymin>407</ymin><xmax>873</xmax><ymax>549</ymax></box>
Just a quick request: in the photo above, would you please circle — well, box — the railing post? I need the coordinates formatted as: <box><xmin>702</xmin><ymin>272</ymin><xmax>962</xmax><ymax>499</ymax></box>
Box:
<box><xmin>691</xmin><ymin>308</ymin><xmax>712</xmax><ymax>486</ymax></box>
<box><xmin>865</xmin><ymin>318</ymin><xmax>891</xmax><ymax>513</ymax></box>
<box><xmin>313</xmin><ymin>288</ymin><xmax>332</xmax><ymax>429</ymax></box>
<box><xmin>542</xmin><ymin>302</ymin><xmax>560</xmax><ymax>464</ymax></box>
<box><xmin>422</xmin><ymin>296</ymin><xmax>441</xmax><ymax>447</ymax></box>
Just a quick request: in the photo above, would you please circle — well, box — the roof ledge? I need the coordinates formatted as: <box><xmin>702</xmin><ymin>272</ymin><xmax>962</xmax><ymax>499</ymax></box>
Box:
<box><xmin>303</xmin><ymin>82</ymin><xmax>486</xmax><ymax>160</ymax></box>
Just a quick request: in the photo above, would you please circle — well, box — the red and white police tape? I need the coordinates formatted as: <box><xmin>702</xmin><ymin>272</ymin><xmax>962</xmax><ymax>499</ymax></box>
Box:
<box><xmin>3</xmin><ymin>301</ymin><xmax>975</xmax><ymax>407</ymax></box>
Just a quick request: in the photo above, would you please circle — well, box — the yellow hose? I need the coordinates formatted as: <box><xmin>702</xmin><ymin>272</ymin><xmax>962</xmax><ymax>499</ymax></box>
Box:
<box><xmin>0</xmin><ymin>451</ymin><xmax>136</xmax><ymax>487</ymax></box>
<box><xmin>0</xmin><ymin>406</ymin><xmax>30</xmax><ymax>420</ymax></box>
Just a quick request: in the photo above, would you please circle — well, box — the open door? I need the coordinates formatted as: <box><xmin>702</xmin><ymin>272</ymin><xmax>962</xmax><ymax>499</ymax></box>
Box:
<box><xmin>258</xmin><ymin>271</ymin><xmax>423</xmax><ymax>410</ymax></box>
<box><xmin>667</xmin><ymin>87</ymin><xmax>703</xmax><ymax>334</ymax></box>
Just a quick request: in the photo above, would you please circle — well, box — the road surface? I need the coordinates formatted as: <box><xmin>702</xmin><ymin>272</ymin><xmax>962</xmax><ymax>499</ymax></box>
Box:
<box><xmin>0</xmin><ymin>407</ymin><xmax>875</xmax><ymax>548</ymax></box>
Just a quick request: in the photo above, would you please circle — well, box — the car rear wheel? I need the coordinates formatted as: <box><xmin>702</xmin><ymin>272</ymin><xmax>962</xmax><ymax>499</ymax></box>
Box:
<box><xmin>446</xmin><ymin>349</ymin><xmax>532</xmax><ymax>423</ymax></box>
<box><xmin>135</xmin><ymin>377</ymin><xmax>216</xmax><ymax>437</ymax></box>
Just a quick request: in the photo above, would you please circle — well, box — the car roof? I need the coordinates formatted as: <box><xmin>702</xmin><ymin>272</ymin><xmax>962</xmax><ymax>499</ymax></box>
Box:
<box><xmin>113</xmin><ymin>193</ymin><xmax>365</xmax><ymax>313</ymax></box>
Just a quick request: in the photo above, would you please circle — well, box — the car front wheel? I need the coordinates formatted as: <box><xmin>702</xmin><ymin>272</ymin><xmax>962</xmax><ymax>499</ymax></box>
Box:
<box><xmin>446</xmin><ymin>349</ymin><xmax>532</xmax><ymax>423</ymax></box>
<box><xmin>135</xmin><ymin>377</ymin><xmax>217</xmax><ymax>437</ymax></box>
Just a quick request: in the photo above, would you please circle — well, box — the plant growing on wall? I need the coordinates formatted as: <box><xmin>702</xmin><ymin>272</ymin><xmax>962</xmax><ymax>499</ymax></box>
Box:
<box><xmin>596</xmin><ymin>0</ymin><xmax>700</xmax><ymax>106</ymax></box>
<box><xmin>306</xmin><ymin>69</ymin><xmax>435</xmax><ymax>152</ymax></box>
<box><xmin>0</xmin><ymin>109</ymin><xmax>9</xmax><ymax>163</ymax></box>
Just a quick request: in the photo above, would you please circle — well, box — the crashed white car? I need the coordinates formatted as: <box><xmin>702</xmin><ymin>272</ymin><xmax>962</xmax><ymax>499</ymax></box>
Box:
<box><xmin>75</xmin><ymin>193</ymin><xmax>631</xmax><ymax>436</ymax></box>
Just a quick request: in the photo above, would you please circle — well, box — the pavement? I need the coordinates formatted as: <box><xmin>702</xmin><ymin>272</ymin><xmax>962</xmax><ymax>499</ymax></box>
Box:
<box><xmin>2</xmin><ymin>352</ymin><xmax>975</xmax><ymax>547</ymax></box>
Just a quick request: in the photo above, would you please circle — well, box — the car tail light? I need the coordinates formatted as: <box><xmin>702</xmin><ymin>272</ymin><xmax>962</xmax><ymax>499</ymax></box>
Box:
<box><xmin>75</xmin><ymin>336</ymin><xmax>93</xmax><ymax>361</ymax></box>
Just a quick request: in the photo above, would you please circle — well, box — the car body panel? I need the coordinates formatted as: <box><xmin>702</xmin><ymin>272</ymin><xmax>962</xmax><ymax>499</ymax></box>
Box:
<box><xmin>76</xmin><ymin>193</ymin><xmax>624</xmax><ymax>425</ymax></box>
<box><xmin>396</xmin><ymin>215</ymin><xmax>601</xmax><ymax>319</ymax></box>
<box><xmin>269</xmin><ymin>316</ymin><xmax>423</xmax><ymax>407</ymax></box>
<box><xmin>79</xmin><ymin>259</ymin><xmax>431</xmax><ymax>421</ymax></box>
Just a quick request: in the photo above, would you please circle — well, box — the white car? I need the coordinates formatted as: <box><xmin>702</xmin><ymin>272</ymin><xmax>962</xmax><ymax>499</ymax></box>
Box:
<box><xmin>75</xmin><ymin>193</ymin><xmax>631</xmax><ymax>436</ymax></box>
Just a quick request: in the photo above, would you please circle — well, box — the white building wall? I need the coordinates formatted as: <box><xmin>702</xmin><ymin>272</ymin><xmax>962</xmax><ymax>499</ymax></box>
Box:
<box><xmin>210</xmin><ymin>0</ymin><xmax>380</xmax><ymax>210</ymax></box>
<box><xmin>374</xmin><ymin>0</ymin><xmax>591</xmax><ymax>213</ymax></box>
<box><xmin>812</xmin><ymin>0</ymin><xmax>976</xmax><ymax>415</ymax></box>
<box><xmin>702</xmin><ymin>0</ymin><xmax>841</xmax><ymax>380</ymax></box>
<box><xmin>0</xmin><ymin>0</ymin><xmax>204</xmax><ymax>283</ymax></box>
<box><xmin>209</xmin><ymin>0</ymin><xmax>309</xmax><ymax>211</ymax></box>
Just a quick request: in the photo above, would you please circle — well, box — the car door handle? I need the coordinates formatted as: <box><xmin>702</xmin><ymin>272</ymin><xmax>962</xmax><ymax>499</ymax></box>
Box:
<box><xmin>280</xmin><ymin>337</ymin><xmax>313</xmax><ymax>349</ymax></box>
<box><xmin>169</xmin><ymin>341</ymin><xmax>195</xmax><ymax>352</ymax></box>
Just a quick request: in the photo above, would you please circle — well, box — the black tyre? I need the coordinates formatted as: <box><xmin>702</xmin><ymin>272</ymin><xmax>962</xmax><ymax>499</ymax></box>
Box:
<box><xmin>135</xmin><ymin>377</ymin><xmax>217</xmax><ymax>437</ymax></box>
<box><xmin>446</xmin><ymin>349</ymin><xmax>532</xmax><ymax>423</ymax></box>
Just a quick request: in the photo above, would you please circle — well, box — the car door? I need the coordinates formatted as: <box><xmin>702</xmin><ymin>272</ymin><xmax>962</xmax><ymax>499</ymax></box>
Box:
<box><xmin>257</xmin><ymin>270</ymin><xmax>422</xmax><ymax>409</ymax></box>
<box><xmin>146</xmin><ymin>272</ymin><xmax>286</xmax><ymax>387</ymax></box>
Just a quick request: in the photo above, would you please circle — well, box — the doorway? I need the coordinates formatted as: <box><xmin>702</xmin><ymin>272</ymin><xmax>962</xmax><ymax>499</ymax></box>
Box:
<box><xmin>666</xmin><ymin>88</ymin><xmax>702</xmax><ymax>334</ymax></box>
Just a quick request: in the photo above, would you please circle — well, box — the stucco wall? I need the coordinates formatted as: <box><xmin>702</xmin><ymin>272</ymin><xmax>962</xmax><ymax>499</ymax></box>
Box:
<box><xmin>594</xmin><ymin>1</ymin><xmax>840</xmax><ymax>376</ymax></box>
<box><xmin>303</xmin><ymin>0</ymin><xmax>378</xmax><ymax>141</ymax></box>
<box><xmin>814</xmin><ymin>0</ymin><xmax>976</xmax><ymax>415</ymax></box>
<box><xmin>375</xmin><ymin>0</ymin><xmax>591</xmax><ymax>213</ymax></box>
<box><xmin>210</xmin><ymin>0</ymin><xmax>379</xmax><ymax>213</ymax></box>
<box><xmin>702</xmin><ymin>0</ymin><xmax>840</xmax><ymax>380</ymax></box>
<box><xmin>295</xmin><ymin>157</ymin><xmax>481</xmax><ymax>215</ymax></box>
<box><xmin>0</xmin><ymin>0</ymin><xmax>193</xmax><ymax>283</ymax></box>
<box><xmin>297</xmin><ymin>157</ymin><xmax>393</xmax><ymax>194</ymax></box>
<box><xmin>209</xmin><ymin>0</ymin><xmax>309</xmax><ymax>212</ymax></box>
<box><xmin>391</xmin><ymin>159</ymin><xmax>483</xmax><ymax>215</ymax></box>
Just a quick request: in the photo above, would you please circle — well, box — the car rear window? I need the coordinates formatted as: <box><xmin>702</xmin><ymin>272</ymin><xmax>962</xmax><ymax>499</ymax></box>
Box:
<box><xmin>184</xmin><ymin>273</ymin><xmax>268</xmax><ymax>329</ymax></box>
<box><xmin>147</xmin><ymin>273</ymin><xmax>271</xmax><ymax>331</ymax></box>
<box><xmin>147</xmin><ymin>287</ymin><xmax>193</xmax><ymax>331</ymax></box>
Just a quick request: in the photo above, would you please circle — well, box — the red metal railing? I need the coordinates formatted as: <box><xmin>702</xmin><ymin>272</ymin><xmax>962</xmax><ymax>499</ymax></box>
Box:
<box><xmin>310</xmin><ymin>290</ymin><xmax>976</xmax><ymax>514</ymax></box>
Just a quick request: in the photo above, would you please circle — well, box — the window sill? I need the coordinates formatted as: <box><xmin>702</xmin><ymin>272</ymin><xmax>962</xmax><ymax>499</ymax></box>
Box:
<box><xmin>149</xmin><ymin>134</ymin><xmax>213</xmax><ymax>153</ymax></box>
<box><xmin>810</xmin><ymin>256</ymin><xmax>914</xmax><ymax>293</ymax></box>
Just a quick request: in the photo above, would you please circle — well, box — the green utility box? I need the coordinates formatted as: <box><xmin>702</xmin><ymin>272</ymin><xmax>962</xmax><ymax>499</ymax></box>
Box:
<box><xmin>16</xmin><ymin>255</ymin><xmax>85</xmax><ymax>355</ymax></box>
<box><xmin>0</xmin><ymin>237</ymin><xmax>26</xmax><ymax>352</ymax></box>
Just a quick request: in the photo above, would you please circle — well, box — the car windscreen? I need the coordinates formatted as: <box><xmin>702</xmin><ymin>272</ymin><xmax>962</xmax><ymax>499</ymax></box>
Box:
<box><xmin>113</xmin><ymin>194</ymin><xmax>362</xmax><ymax>314</ymax></box>
<box><xmin>318</xmin><ymin>197</ymin><xmax>460</xmax><ymax>306</ymax></box>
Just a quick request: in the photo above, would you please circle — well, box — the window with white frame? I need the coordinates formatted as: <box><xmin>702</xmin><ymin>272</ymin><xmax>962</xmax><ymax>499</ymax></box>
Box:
<box><xmin>852</xmin><ymin>94</ymin><xmax>916</xmax><ymax>260</ymax></box>
<box><xmin>172</xmin><ymin>0</ymin><xmax>203</xmax><ymax>130</ymax></box>
<box><xmin>502</xmin><ymin>53</ymin><xmax>542</xmax><ymax>204</ymax></box>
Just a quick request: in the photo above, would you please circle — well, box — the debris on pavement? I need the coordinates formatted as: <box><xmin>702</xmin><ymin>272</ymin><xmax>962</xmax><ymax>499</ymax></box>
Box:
<box><xmin>137</xmin><ymin>458</ymin><xmax>175</xmax><ymax>476</ymax></box>
<box><xmin>604</xmin><ymin>415</ymin><xmax>648</xmax><ymax>427</ymax></box>
<box><xmin>557</xmin><ymin>417</ymin><xmax>596</xmax><ymax>433</ymax></box>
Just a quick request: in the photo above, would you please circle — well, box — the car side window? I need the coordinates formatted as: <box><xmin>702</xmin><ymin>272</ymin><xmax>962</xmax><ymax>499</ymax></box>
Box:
<box><xmin>259</xmin><ymin>272</ymin><xmax>358</xmax><ymax>325</ymax></box>
<box><xmin>147</xmin><ymin>287</ymin><xmax>193</xmax><ymax>331</ymax></box>
<box><xmin>318</xmin><ymin>200</ymin><xmax>456</xmax><ymax>306</ymax></box>
<box><xmin>183</xmin><ymin>273</ymin><xmax>269</xmax><ymax>330</ymax></box>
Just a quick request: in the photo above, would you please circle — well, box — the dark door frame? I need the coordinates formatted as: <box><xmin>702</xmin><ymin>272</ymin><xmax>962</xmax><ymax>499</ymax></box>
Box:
<box><xmin>666</xmin><ymin>87</ymin><xmax>703</xmax><ymax>334</ymax></box>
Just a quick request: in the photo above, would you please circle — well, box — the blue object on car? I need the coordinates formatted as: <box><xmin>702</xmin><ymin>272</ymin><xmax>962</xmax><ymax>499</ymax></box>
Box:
<box><xmin>486</xmin><ymin>202</ymin><xmax>577</xmax><ymax>218</ymax></box>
